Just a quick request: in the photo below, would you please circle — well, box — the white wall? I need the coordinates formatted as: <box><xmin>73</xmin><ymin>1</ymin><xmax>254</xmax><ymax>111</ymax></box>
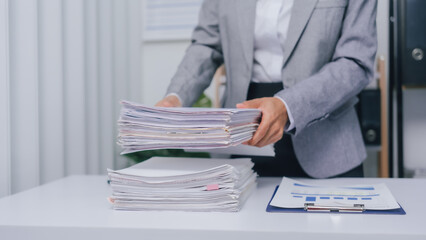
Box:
<box><xmin>140</xmin><ymin>0</ymin><xmax>426</xmax><ymax>174</ymax></box>
<box><xmin>0</xmin><ymin>0</ymin><xmax>141</xmax><ymax>197</ymax></box>
<box><xmin>141</xmin><ymin>40</ymin><xmax>216</xmax><ymax>106</ymax></box>
<box><xmin>141</xmin><ymin>41</ymin><xmax>190</xmax><ymax>105</ymax></box>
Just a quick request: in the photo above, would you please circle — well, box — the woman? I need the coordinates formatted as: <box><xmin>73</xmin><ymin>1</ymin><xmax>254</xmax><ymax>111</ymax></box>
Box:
<box><xmin>156</xmin><ymin>0</ymin><xmax>377</xmax><ymax>178</ymax></box>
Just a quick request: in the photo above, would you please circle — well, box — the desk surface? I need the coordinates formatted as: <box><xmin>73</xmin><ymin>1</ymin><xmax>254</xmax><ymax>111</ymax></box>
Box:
<box><xmin>0</xmin><ymin>176</ymin><xmax>425</xmax><ymax>240</ymax></box>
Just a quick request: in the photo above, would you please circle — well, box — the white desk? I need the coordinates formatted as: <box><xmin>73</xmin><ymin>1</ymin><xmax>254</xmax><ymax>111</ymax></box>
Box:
<box><xmin>0</xmin><ymin>176</ymin><xmax>425</xmax><ymax>240</ymax></box>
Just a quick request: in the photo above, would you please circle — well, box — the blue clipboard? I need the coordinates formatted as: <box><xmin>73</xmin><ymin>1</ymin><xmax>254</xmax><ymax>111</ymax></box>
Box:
<box><xmin>266</xmin><ymin>185</ymin><xmax>406</xmax><ymax>215</ymax></box>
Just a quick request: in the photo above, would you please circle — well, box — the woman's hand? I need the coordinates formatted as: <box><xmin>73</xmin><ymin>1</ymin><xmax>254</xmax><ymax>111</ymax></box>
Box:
<box><xmin>155</xmin><ymin>95</ymin><xmax>182</xmax><ymax>107</ymax></box>
<box><xmin>237</xmin><ymin>97</ymin><xmax>288</xmax><ymax>147</ymax></box>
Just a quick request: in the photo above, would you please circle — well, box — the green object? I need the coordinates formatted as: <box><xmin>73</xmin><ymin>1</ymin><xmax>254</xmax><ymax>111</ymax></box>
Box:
<box><xmin>125</xmin><ymin>149</ymin><xmax>210</xmax><ymax>164</ymax></box>
<box><xmin>125</xmin><ymin>93</ymin><xmax>212</xmax><ymax>164</ymax></box>
<box><xmin>192</xmin><ymin>93</ymin><xmax>212</xmax><ymax>108</ymax></box>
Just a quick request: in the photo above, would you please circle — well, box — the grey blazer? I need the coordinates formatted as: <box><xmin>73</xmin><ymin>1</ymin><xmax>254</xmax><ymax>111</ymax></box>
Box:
<box><xmin>166</xmin><ymin>0</ymin><xmax>378</xmax><ymax>178</ymax></box>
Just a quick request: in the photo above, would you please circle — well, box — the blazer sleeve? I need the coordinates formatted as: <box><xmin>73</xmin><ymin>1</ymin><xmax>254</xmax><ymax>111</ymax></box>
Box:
<box><xmin>166</xmin><ymin>0</ymin><xmax>224</xmax><ymax>107</ymax></box>
<box><xmin>275</xmin><ymin>0</ymin><xmax>377</xmax><ymax>135</ymax></box>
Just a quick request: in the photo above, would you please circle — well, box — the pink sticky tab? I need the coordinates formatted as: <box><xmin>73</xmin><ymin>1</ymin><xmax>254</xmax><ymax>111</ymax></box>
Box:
<box><xmin>206</xmin><ymin>184</ymin><xmax>219</xmax><ymax>191</ymax></box>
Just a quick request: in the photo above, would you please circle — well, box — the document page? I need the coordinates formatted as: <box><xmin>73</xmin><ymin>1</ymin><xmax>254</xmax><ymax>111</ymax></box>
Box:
<box><xmin>270</xmin><ymin>177</ymin><xmax>400</xmax><ymax>210</ymax></box>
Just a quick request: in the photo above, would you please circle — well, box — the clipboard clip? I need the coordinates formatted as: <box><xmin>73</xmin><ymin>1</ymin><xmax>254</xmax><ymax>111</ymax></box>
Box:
<box><xmin>304</xmin><ymin>203</ymin><xmax>365</xmax><ymax>213</ymax></box>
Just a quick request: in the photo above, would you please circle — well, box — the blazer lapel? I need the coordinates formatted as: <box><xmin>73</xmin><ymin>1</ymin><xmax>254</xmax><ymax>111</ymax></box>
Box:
<box><xmin>282</xmin><ymin>0</ymin><xmax>317</xmax><ymax>67</ymax></box>
<box><xmin>236</xmin><ymin>0</ymin><xmax>257</xmax><ymax>69</ymax></box>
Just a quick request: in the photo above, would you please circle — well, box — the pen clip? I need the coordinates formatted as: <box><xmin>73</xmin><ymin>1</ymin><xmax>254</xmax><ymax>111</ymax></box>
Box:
<box><xmin>304</xmin><ymin>203</ymin><xmax>365</xmax><ymax>213</ymax></box>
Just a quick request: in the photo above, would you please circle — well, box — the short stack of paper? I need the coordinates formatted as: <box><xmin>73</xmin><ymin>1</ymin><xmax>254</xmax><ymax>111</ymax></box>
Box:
<box><xmin>117</xmin><ymin>101</ymin><xmax>261</xmax><ymax>154</ymax></box>
<box><xmin>107</xmin><ymin>157</ymin><xmax>257</xmax><ymax>212</ymax></box>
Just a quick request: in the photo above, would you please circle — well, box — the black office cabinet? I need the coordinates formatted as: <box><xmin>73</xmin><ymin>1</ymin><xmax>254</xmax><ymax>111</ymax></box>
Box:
<box><xmin>398</xmin><ymin>0</ymin><xmax>426</xmax><ymax>86</ymax></box>
<box><xmin>389</xmin><ymin>0</ymin><xmax>426</xmax><ymax>177</ymax></box>
<box><xmin>356</xmin><ymin>90</ymin><xmax>381</xmax><ymax>146</ymax></box>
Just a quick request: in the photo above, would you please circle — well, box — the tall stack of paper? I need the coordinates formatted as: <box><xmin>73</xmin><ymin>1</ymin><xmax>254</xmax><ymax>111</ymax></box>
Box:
<box><xmin>107</xmin><ymin>157</ymin><xmax>257</xmax><ymax>212</ymax></box>
<box><xmin>117</xmin><ymin>101</ymin><xmax>261</xmax><ymax>154</ymax></box>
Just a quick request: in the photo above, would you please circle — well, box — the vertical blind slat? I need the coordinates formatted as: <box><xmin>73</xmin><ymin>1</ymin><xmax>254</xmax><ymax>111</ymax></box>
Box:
<box><xmin>84</xmin><ymin>0</ymin><xmax>100</xmax><ymax>174</ymax></box>
<box><xmin>112</xmin><ymin>0</ymin><xmax>130</xmax><ymax>170</ymax></box>
<box><xmin>9</xmin><ymin>0</ymin><xmax>40</xmax><ymax>194</ymax></box>
<box><xmin>63</xmin><ymin>0</ymin><xmax>87</xmax><ymax>175</ymax></box>
<box><xmin>128</xmin><ymin>0</ymin><xmax>142</xmax><ymax>103</ymax></box>
<box><xmin>98</xmin><ymin>0</ymin><xmax>115</xmax><ymax>171</ymax></box>
<box><xmin>38</xmin><ymin>0</ymin><xmax>65</xmax><ymax>183</ymax></box>
<box><xmin>0</xmin><ymin>0</ymin><xmax>11</xmax><ymax>198</ymax></box>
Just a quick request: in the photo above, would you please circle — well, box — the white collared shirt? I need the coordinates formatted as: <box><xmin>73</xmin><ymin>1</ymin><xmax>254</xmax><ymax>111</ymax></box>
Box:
<box><xmin>252</xmin><ymin>0</ymin><xmax>295</xmax><ymax>130</ymax></box>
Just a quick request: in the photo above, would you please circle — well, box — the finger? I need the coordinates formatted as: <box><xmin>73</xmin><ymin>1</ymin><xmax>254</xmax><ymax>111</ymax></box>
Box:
<box><xmin>255</xmin><ymin>123</ymin><xmax>284</xmax><ymax>147</ymax></box>
<box><xmin>274</xmin><ymin>131</ymin><xmax>284</xmax><ymax>143</ymax></box>
<box><xmin>154</xmin><ymin>101</ymin><xmax>165</xmax><ymax>107</ymax></box>
<box><xmin>237</xmin><ymin>99</ymin><xmax>262</xmax><ymax>109</ymax></box>
<box><xmin>248</xmin><ymin>124</ymin><xmax>267</xmax><ymax>146</ymax></box>
<box><xmin>247</xmin><ymin>116</ymin><xmax>270</xmax><ymax>146</ymax></box>
<box><xmin>160</xmin><ymin>101</ymin><xmax>172</xmax><ymax>107</ymax></box>
<box><xmin>254</xmin><ymin>127</ymin><xmax>275</xmax><ymax>147</ymax></box>
<box><xmin>258</xmin><ymin>132</ymin><xmax>283</xmax><ymax>147</ymax></box>
<box><xmin>236</xmin><ymin>103</ymin><xmax>248</xmax><ymax>109</ymax></box>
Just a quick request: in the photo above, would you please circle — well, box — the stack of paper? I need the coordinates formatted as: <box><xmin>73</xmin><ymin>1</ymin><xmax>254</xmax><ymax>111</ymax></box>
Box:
<box><xmin>107</xmin><ymin>157</ymin><xmax>257</xmax><ymax>212</ymax></box>
<box><xmin>117</xmin><ymin>101</ymin><xmax>261</xmax><ymax>154</ymax></box>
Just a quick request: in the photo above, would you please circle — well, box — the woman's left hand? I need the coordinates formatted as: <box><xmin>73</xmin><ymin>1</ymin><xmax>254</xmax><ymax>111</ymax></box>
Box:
<box><xmin>236</xmin><ymin>97</ymin><xmax>288</xmax><ymax>147</ymax></box>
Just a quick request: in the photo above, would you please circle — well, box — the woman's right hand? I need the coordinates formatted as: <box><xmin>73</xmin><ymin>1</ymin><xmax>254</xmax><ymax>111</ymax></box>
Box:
<box><xmin>155</xmin><ymin>95</ymin><xmax>182</xmax><ymax>107</ymax></box>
